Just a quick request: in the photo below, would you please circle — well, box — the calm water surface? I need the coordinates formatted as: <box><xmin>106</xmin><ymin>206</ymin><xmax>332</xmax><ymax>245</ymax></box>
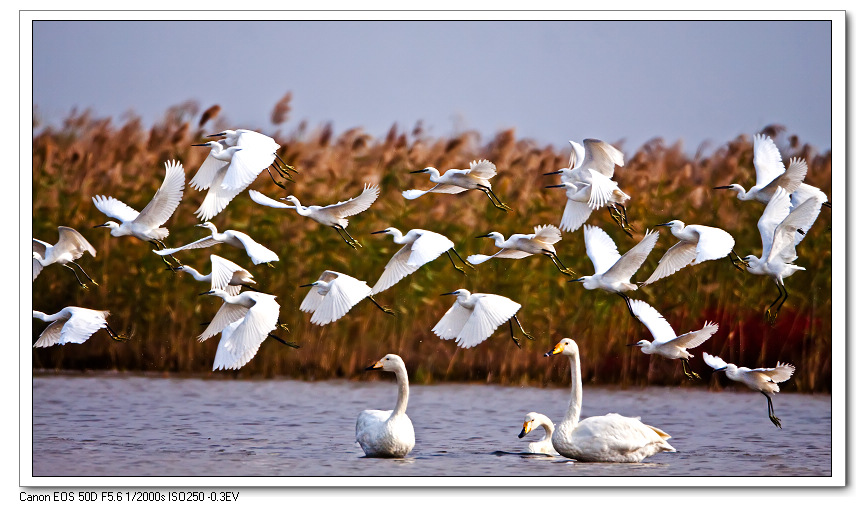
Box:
<box><xmin>32</xmin><ymin>373</ymin><xmax>831</xmax><ymax>478</ymax></box>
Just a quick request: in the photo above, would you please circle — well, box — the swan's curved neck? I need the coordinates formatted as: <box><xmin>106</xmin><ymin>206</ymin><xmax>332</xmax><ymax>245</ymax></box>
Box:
<box><xmin>565</xmin><ymin>352</ymin><xmax>583</xmax><ymax>423</ymax></box>
<box><xmin>538</xmin><ymin>417</ymin><xmax>555</xmax><ymax>439</ymax></box>
<box><xmin>390</xmin><ymin>366</ymin><xmax>410</xmax><ymax>418</ymax></box>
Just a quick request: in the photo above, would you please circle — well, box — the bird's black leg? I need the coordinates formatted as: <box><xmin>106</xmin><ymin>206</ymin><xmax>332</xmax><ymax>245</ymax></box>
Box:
<box><xmin>681</xmin><ymin>358</ymin><xmax>701</xmax><ymax>380</ymax></box>
<box><xmin>512</xmin><ymin>314</ymin><xmax>534</xmax><ymax>341</ymax></box>
<box><xmin>367</xmin><ymin>296</ymin><xmax>395</xmax><ymax>315</ymax></box>
<box><xmin>445</xmin><ymin>250</ymin><xmax>467</xmax><ymax>275</ymax></box>
<box><xmin>729</xmin><ymin>250</ymin><xmax>748</xmax><ymax>271</ymax></box>
<box><xmin>507</xmin><ymin>319</ymin><xmax>521</xmax><ymax>348</ymax></box>
<box><xmin>333</xmin><ymin>226</ymin><xmax>358</xmax><ymax>250</ymax></box>
<box><xmin>544</xmin><ymin>251</ymin><xmax>575</xmax><ymax>276</ymax></box>
<box><xmin>486</xmin><ymin>187</ymin><xmax>513</xmax><ymax>211</ymax></box>
<box><xmin>62</xmin><ymin>264</ymin><xmax>89</xmax><ymax>289</ymax></box>
<box><xmin>763</xmin><ymin>391</ymin><xmax>782</xmax><ymax>429</ymax></box>
<box><xmin>616</xmin><ymin>204</ymin><xmax>635</xmax><ymax>237</ymax></box>
<box><xmin>276</xmin><ymin>153</ymin><xmax>298</xmax><ymax>173</ymax></box>
<box><xmin>153</xmin><ymin>240</ymin><xmax>182</xmax><ymax>267</ymax></box>
<box><xmin>765</xmin><ymin>281</ymin><xmax>785</xmax><ymax>325</ymax></box>
<box><xmin>70</xmin><ymin>260</ymin><xmax>99</xmax><ymax>286</ymax></box>
<box><xmin>617</xmin><ymin>292</ymin><xmax>638</xmax><ymax>319</ymax></box>
<box><xmin>449</xmin><ymin>248</ymin><xmax>474</xmax><ymax>269</ymax></box>
<box><xmin>339</xmin><ymin>226</ymin><xmax>362</xmax><ymax>248</ymax></box>
<box><xmin>265</xmin><ymin>167</ymin><xmax>287</xmax><ymax>189</ymax></box>
<box><xmin>478</xmin><ymin>185</ymin><xmax>512</xmax><ymax>211</ymax></box>
<box><xmin>105</xmin><ymin>323</ymin><xmax>130</xmax><ymax>342</ymax></box>
<box><xmin>268</xmin><ymin>333</ymin><xmax>300</xmax><ymax>349</ymax></box>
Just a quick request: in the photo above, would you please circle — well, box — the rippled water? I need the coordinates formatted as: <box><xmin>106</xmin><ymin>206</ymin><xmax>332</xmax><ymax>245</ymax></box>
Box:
<box><xmin>31</xmin><ymin>373</ymin><xmax>831</xmax><ymax>478</ymax></box>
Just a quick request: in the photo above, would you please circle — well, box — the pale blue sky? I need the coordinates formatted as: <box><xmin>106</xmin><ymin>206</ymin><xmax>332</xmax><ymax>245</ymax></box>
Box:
<box><xmin>32</xmin><ymin>20</ymin><xmax>831</xmax><ymax>154</ymax></box>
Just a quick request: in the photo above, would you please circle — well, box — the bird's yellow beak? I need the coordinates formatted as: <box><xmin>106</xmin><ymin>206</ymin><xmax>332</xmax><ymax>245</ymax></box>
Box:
<box><xmin>519</xmin><ymin>420</ymin><xmax>533</xmax><ymax>438</ymax></box>
<box><xmin>544</xmin><ymin>342</ymin><xmax>565</xmax><ymax>357</ymax></box>
<box><xmin>365</xmin><ymin>361</ymin><xmax>384</xmax><ymax>371</ymax></box>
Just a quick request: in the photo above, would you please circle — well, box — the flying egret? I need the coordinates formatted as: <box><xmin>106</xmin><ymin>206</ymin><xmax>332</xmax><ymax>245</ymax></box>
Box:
<box><xmin>356</xmin><ymin>354</ymin><xmax>415</xmax><ymax>458</ymax></box>
<box><xmin>169</xmin><ymin>254</ymin><xmax>256</xmax><ymax>296</ymax></box>
<box><xmin>641</xmin><ymin>220</ymin><xmax>743</xmax><ymax>285</ymax></box>
<box><xmin>570</xmin><ymin>225</ymin><xmax>659</xmax><ymax>318</ymax></box>
<box><xmin>198</xmin><ymin>289</ymin><xmax>296</xmax><ymax>371</ymax></box>
<box><xmin>467</xmin><ymin>224</ymin><xmax>575</xmax><ymax>276</ymax></box>
<box><xmin>713</xmin><ymin>133</ymin><xmax>809</xmax><ymax>204</ymax></box>
<box><xmin>545</xmin><ymin>181</ymin><xmax>632</xmax><ymax>236</ymax></box>
<box><xmin>545</xmin><ymin>338</ymin><xmax>676</xmax><ymax>462</ymax></box>
<box><xmin>703</xmin><ymin>352</ymin><xmax>795</xmax><ymax>429</ymax></box>
<box><xmin>626</xmin><ymin>299</ymin><xmax>719</xmax><ymax>379</ymax></box>
<box><xmin>369</xmin><ymin>227</ymin><xmax>472</xmax><ymax>294</ymax></box>
<box><xmin>152</xmin><ymin>222</ymin><xmax>279</xmax><ymax>267</ymax></box>
<box><xmin>33</xmin><ymin>226</ymin><xmax>98</xmax><ymax>288</ymax></box>
<box><xmin>248</xmin><ymin>184</ymin><xmax>379</xmax><ymax>249</ymax></box>
<box><xmin>299</xmin><ymin>270</ymin><xmax>394</xmax><ymax>326</ymax></box>
<box><xmin>432</xmin><ymin>289</ymin><xmax>533</xmax><ymax>348</ymax></box>
<box><xmin>200</xmin><ymin>128</ymin><xmax>293</xmax><ymax>192</ymax></box>
<box><xmin>209</xmin><ymin>128</ymin><xmax>296</xmax><ymax>181</ymax></box>
<box><xmin>92</xmin><ymin>159</ymin><xmax>185</xmax><ymax>268</ymax></box>
<box><xmin>518</xmin><ymin>412</ymin><xmax>557</xmax><ymax>455</ymax></box>
<box><xmin>742</xmin><ymin>187</ymin><xmax>822</xmax><ymax>324</ymax></box>
<box><xmin>188</xmin><ymin>141</ymin><xmax>250</xmax><ymax>221</ymax></box>
<box><xmin>402</xmin><ymin>159</ymin><xmax>512</xmax><ymax>212</ymax></box>
<box><xmin>544</xmin><ymin>139</ymin><xmax>633</xmax><ymax>233</ymax></box>
<box><xmin>33</xmin><ymin>307</ymin><xmax>129</xmax><ymax>347</ymax></box>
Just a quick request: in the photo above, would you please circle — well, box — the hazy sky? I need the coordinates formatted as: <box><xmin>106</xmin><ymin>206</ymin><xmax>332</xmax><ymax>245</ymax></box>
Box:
<box><xmin>32</xmin><ymin>19</ymin><xmax>832</xmax><ymax>154</ymax></box>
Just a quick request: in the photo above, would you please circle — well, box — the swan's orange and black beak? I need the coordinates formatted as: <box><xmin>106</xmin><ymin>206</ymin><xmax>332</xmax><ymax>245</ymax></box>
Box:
<box><xmin>518</xmin><ymin>421</ymin><xmax>532</xmax><ymax>439</ymax></box>
<box><xmin>544</xmin><ymin>342</ymin><xmax>565</xmax><ymax>357</ymax></box>
<box><xmin>365</xmin><ymin>361</ymin><xmax>384</xmax><ymax>371</ymax></box>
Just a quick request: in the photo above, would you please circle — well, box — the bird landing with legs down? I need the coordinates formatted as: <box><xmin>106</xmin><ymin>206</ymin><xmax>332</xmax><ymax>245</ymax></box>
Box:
<box><xmin>402</xmin><ymin>159</ymin><xmax>512</xmax><ymax>212</ymax></box>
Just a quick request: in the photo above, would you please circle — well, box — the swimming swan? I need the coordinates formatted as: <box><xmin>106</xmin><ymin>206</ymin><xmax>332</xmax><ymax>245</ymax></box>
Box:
<box><xmin>356</xmin><ymin>354</ymin><xmax>415</xmax><ymax>458</ymax></box>
<box><xmin>518</xmin><ymin>412</ymin><xmax>557</xmax><ymax>455</ymax></box>
<box><xmin>545</xmin><ymin>338</ymin><xmax>676</xmax><ymax>462</ymax></box>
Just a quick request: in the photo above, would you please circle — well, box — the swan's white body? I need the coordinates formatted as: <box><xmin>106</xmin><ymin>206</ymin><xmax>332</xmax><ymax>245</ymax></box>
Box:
<box><xmin>628</xmin><ymin>299</ymin><xmax>718</xmax><ymax>361</ymax></box>
<box><xmin>173</xmin><ymin>254</ymin><xmax>255</xmax><ymax>296</ymax></box>
<box><xmin>250</xmin><ymin>184</ymin><xmax>379</xmax><ymax>229</ymax></box>
<box><xmin>546</xmin><ymin>338</ymin><xmax>676</xmax><ymax>462</ymax></box>
<box><xmin>198</xmin><ymin>289</ymin><xmax>280</xmax><ymax>370</ymax></box>
<box><xmin>369</xmin><ymin>227</ymin><xmax>456</xmax><ymax>294</ymax></box>
<box><xmin>573</xmin><ymin>225</ymin><xmax>658</xmax><ymax>293</ymax></box>
<box><xmin>547</xmin><ymin>181</ymin><xmax>631</xmax><ymax>233</ymax></box>
<box><xmin>33</xmin><ymin>307</ymin><xmax>110</xmax><ymax>347</ymax></box>
<box><xmin>432</xmin><ymin>289</ymin><xmax>521</xmax><ymax>348</ymax></box>
<box><xmin>356</xmin><ymin>354</ymin><xmax>415</xmax><ymax>458</ymax></box>
<box><xmin>467</xmin><ymin>225</ymin><xmax>562</xmax><ymax>264</ymax></box>
<box><xmin>642</xmin><ymin>220</ymin><xmax>736</xmax><ymax>285</ymax></box>
<box><xmin>299</xmin><ymin>270</ymin><xmax>373</xmax><ymax>325</ymax></box>
<box><xmin>402</xmin><ymin>159</ymin><xmax>497</xmax><ymax>200</ymax></box>
<box><xmin>93</xmin><ymin>160</ymin><xmax>186</xmax><ymax>242</ymax></box>
<box><xmin>32</xmin><ymin>226</ymin><xmax>96</xmax><ymax>281</ymax></box>
<box><xmin>153</xmin><ymin>222</ymin><xmax>278</xmax><ymax>266</ymax></box>
<box><xmin>519</xmin><ymin>412</ymin><xmax>557</xmax><ymax>455</ymax></box>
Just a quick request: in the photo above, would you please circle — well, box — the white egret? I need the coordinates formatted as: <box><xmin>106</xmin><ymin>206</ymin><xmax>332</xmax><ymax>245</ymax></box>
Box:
<box><xmin>545</xmin><ymin>181</ymin><xmax>632</xmax><ymax>236</ymax></box>
<box><xmin>203</xmin><ymin>128</ymin><xmax>294</xmax><ymax>191</ymax></box>
<box><xmin>742</xmin><ymin>187</ymin><xmax>822</xmax><ymax>324</ymax></box>
<box><xmin>432</xmin><ymin>289</ymin><xmax>533</xmax><ymax>348</ymax></box>
<box><xmin>402</xmin><ymin>159</ymin><xmax>512</xmax><ymax>211</ymax></box>
<box><xmin>570</xmin><ymin>225</ymin><xmax>659</xmax><ymax>318</ymax></box>
<box><xmin>198</xmin><ymin>289</ymin><xmax>295</xmax><ymax>371</ymax></box>
<box><xmin>188</xmin><ymin>141</ymin><xmax>249</xmax><ymax>221</ymax></box>
<box><xmin>299</xmin><ymin>270</ymin><xmax>394</xmax><ymax>326</ymax></box>
<box><xmin>703</xmin><ymin>352</ymin><xmax>795</xmax><ymax>429</ymax></box>
<box><xmin>467</xmin><ymin>224</ymin><xmax>575</xmax><ymax>276</ymax></box>
<box><xmin>545</xmin><ymin>338</ymin><xmax>676</xmax><ymax>462</ymax></box>
<box><xmin>714</xmin><ymin>133</ymin><xmax>808</xmax><ymax>204</ymax></box>
<box><xmin>369</xmin><ymin>227</ymin><xmax>472</xmax><ymax>294</ymax></box>
<box><xmin>210</xmin><ymin>128</ymin><xmax>295</xmax><ymax>178</ymax></box>
<box><xmin>626</xmin><ymin>299</ymin><xmax>719</xmax><ymax>379</ymax></box>
<box><xmin>153</xmin><ymin>222</ymin><xmax>279</xmax><ymax>267</ymax></box>
<box><xmin>249</xmin><ymin>184</ymin><xmax>379</xmax><ymax>249</ymax></box>
<box><xmin>518</xmin><ymin>412</ymin><xmax>557</xmax><ymax>455</ymax></box>
<box><xmin>33</xmin><ymin>307</ymin><xmax>128</xmax><ymax>347</ymax></box>
<box><xmin>33</xmin><ymin>226</ymin><xmax>98</xmax><ymax>288</ymax></box>
<box><xmin>92</xmin><ymin>159</ymin><xmax>185</xmax><ymax>267</ymax></box>
<box><xmin>642</xmin><ymin>220</ymin><xmax>742</xmax><ymax>285</ymax></box>
<box><xmin>356</xmin><ymin>354</ymin><xmax>415</xmax><ymax>458</ymax></box>
<box><xmin>169</xmin><ymin>254</ymin><xmax>256</xmax><ymax>296</ymax></box>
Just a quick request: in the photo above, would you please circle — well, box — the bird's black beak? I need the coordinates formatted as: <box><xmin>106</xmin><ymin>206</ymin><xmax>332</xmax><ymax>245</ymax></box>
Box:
<box><xmin>545</xmin><ymin>184</ymin><xmax>565</xmax><ymax>188</ymax></box>
<box><xmin>518</xmin><ymin>428</ymin><xmax>528</xmax><ymax>439</ymax></box>
<box><xmin>371</xmin><ymin>230</ymin><xmax>388</xmax><ymax>235</ymax></box>
<box><xmin>206</xmin><ymin>133</ymin><xmax>224</xmax><ymax>138</ymax></box>
<box><xmin>475</xmin><ymin>233</ymin><xmax>492</xmax><ymax>239</ymax></box>
<box><xmin>409</xmin><ymin>169</ymin><xmax>426</xmax><ymax>174</ymax></box>
<box><xmin>191</xmin><ymin>143</ymin><xmax>210</xmax><ymax>147</ymax></box>
<box><xmin>299</xmin><ymin>283</ymin><xmax>316</xmax><ymax>288</ymax></box>
<box><xmin>712</xmin><ymin>368</ymin><xmax>726</xmax><ymax>374</ymax></box>
<box><xmin>713</xmin><ymin>185</ymin><xmax>734</xmax><ymax>190</ymax></box>
<box><xmin>440</xmin><ymin>291</ymin><xmax>460</xmax><ymax>296</ymax></box>
<box><xmin>655</xmin><ymin>222</ymin><xmax>673</xmax><ymax>227</ymax></box>
<box><xmin>543</xmin><ymin>170</ymin><xmax>563</xmax><ymax>176</ymax></box>
<box><xmin>198</xmin><ymin>290</ymin><xmax>215</xmax><ymax>296</ymax></box>
<box><xmin>93</xmin><ymin>224</ymin><xmax>108</xmax><ymax>228</ymax></box>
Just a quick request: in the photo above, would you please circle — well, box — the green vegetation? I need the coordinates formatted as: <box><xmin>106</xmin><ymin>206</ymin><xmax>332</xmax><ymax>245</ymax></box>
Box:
<box><xmin>31</xmin><ymin>102</ymin><xmax>832</xmax><ymax>392</ymax></box>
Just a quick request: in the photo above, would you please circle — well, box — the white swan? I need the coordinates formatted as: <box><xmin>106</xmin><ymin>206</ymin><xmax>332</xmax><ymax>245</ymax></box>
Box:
<box><xmin>518</xmin><ymin>412</ymin><xmax>557</xmax><ymax>455</ymax></box>
<box><xmin>545</xmin><ymin>338</ymin><xmax>676</xmax><ymax>462</ymax></box>
<box><xmin>356</xmin><ymin>354</ymin><xmax>415</xmax><ymax>458</ymax></box>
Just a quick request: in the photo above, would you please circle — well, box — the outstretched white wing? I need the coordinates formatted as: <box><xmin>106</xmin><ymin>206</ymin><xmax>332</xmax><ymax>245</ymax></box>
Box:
<box><xmin>583</xmin><ymin>225</ymin><xmax>621</xmax><ymax>275</ymax></box>
<box><xmin>59</xmin><ymin>308</ymin><xmax>110</xmax><ymax>345</ymax></box>
<box><xmin>153</xmin><ymin>236</ymin><xmax>221</xmax><ymax>256</ymax></box>
<box><xmin>581</xmin><ymin>138</ymin><xmax>625</xmax><ymax>179</ymax></box>
<box><xmin>752</xmin><ymin>134</ymin><xmax>786</xmax><ymax>190</ymax></box>
<box><xmin>749</xmin><ymin>362</ymin><xmax>796</xmax><ymax>384</ymax></box>
<box><xmin>629</xmin><ymin>299</ymin><xmax>677</xmax><ymax>343</ymax></box>
<box><xmin>690</xmin><ymin>225</ymin><xmax>735</xmax><ymax>264</ymax></box>
<box><xmin>768</xmin><ymin>196</ymin><xmax>821</xmax><ymax>264</ymax></box>
<box><xmin>309</xmin><ymin>273</ymin><xmax>371</xmax><ymax>325</ymax></box>
<box><xmin>135</xmin><ymin>160</ymin><xmax>186</xmax><ymax>229</ymax></box>
<box><xmin>324</xmin><ymin>184</ymin><xmax>380</xmax><ymax>218</ymax></box>
<box><xmin>531</xmin><ymin>224</ymin><xmax>562</xmax><ymax>245</ymax></box>
<box><xmin>668</xmin><ymin>321</ymin><xmax>719</xmax><ymax>350</ymax></box>
<box><xmin>702</xmin><ymin>352</ymin><xmax>730</xmax><ymax>371</ymax></box>
<box><xmin>199</xmin><ymin>302</ymin><xmax>248</xmax><ymax>342</ymax></box>
<box><xmin>230</xmin><ymin>231</ymin><xmax>279</xmax><ymax>265</ymax></box>
<box><xmin>212</xmin><ymin>293</ymin><xmax>279</xmax><ymax>370</ymax></box>
<box><xmin>248</xmin><ymin>189</ymin><xmax>294</xmax><ymax>209</ymax></box>
<box><xmin>757</xmin><ymin>187</ymin><xmax>793</xmax><ymax>260</ymax></box>
<box><xmin>641</xmin><ymin>241</ymin><xmax>697</xmax><ymax>286</ymax></box>
<box><xmin>455</xmin><ymin>294</ymin><xmax>520</xmax><ymax>348</ymax></box>
<box><xmin>431</xmin><ymin>301</ymin><xmax>473</xmax><ymax>341</ymax></box>
<box><xmin>55</xmin><ymin>226</ymin><xmax>97</xmax><ymax>259</ymax></box>
<box><xmin>602</xmin><ymin>230</ymin><xmax>658</xmax><ymax>283</ymax></box>
<box><xmin>406</xmin><ymin>230</ymin><xmax>454</xmax><ymax>267</ymax></box>
<box><xmin>190</xmin><ymin>141</ymin><xmax>230</xmax><ymax>190</ymax></box>
<box><xmin>195</xmin><ymin>166</ymin><xmax>245</xmax><ymax>221</ymax></box>
<box><xmin>92</xmin><ymin>195</ymin><xmax>140</xmax><ymax>223</ymax></box>
<box><xmin>559</xmin><ymin>199</ymin><xmax>593</xmax><ymax>233</ymax></box>
<box><xmin>210</xmin><ymin>254</ymin><xmax>252</xmax><ymax>294</ymax></box>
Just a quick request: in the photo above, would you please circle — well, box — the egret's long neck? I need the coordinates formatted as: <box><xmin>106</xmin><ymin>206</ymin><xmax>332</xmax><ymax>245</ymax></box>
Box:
<box><xmin>32</xmin><ymin>311</ymin><xmax>50</xmax><ymax>321</ymax></box>
<box><xmin>428</xmin><ymin>170</ymin><xmax>442</xmax><ymax>183</ymax></box>
<box><xmin>289</xmin><ymin>199</ymin><xmax>310</xmax><ymax>216</ymax></box>
<box><xmin>181</xmin><ymin>266</ymin><xmax>208</xmax><ymax>281</ymax></box>
<box><xmin>491</xmin><ymin>233</ymin><xmax>506</xmax><ymax>248</ymax></box>
<box><xmin>669</xmin><ymin>222</ymin><xmax>686</xmax><ymax>237</ymax></box>
<box><xmin>389</xmin><ymin>230</ymin><xmax>407</xmax><ymax>244</ymax></box>
<box><xmin>565</xmin><ymin>352</ymin><xmax>583</xmax><ymax>423</ymax></box>
<box><xmin>390</xmin><ymin>366</ymin><xmax>410</xmax><ymax>418</ymax></box>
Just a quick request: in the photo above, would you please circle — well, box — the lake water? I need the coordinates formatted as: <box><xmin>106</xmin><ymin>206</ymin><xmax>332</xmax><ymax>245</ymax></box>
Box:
<box><xmin>30</xmin><ymin>373</ymin><xmax>832</xmax><ymax>481</ymax></box>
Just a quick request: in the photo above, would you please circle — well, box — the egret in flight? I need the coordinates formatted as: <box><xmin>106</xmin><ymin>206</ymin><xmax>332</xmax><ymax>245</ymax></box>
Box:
<box><xmin>369</xmin><ymin>227</ymin><xmax>472</xmax><ymax>294</ymax></box>
<box><xmin>33</xmin><ymin>307</ymin><xmax>129</xmax><ymax>347</ymax></box>
<box><xmin>703</xmin><ymin>352</ymin><xmax>795</xmax><ymax>429</ymax></box>
<box><xmin>169</xmin><ymin>254</ymin><xmax>256</xmax><ymax>296</ymax></box>
<box><xmin>468</xmin><ymin>225</ymin><xmax>575</xmax><ymax>276</ymax></box>
<box><xmin>210</xmin><ymin>128</ymin><xmax>295</xmax><ymax>181</ymax></box>
<box><xmin>545</xmin><ymin>338</ymin><xmax>676</xmax><ymax>462</ymax></box>
<box><xmin>248</xmin><ymin>184</ymin><xmax>379</xmax><ymax>249</ymax></box>
<box><xmin>545</xmin><ymin>181</ymin><xmax>632</xmax><ymax>236</ymax></box>
<box><xmin>626</xmin><ymin>299</ymin><xmax>719</xmax><ymax>379</ymax></box>
<box><xmin>402</xmin><ymin>159</ymin><xmax>512</xmax><ymax>212</ymax></box>
<box><xmin>570</xmin><ymin>225</ymin><xmax>659</xmax><ymax>318</ymax></box>
<box><xmin>92</xmin><ymin>159</ymin><xmax>185</xmax><ymax>267</ymax></box>
<box><xmin>198</xmin><ymin>289</ymin><xmax>295</xmax><ymax>370</ymax></box>
<box><xmin>188</xmin><ymin>141</ymin><xmax>249</xmax><ymax>221</ymax></box>
<box><xmin>356</xmin><ymin>354</ymin><xmax>415</xmax><ymax>458</ymax></box>
<box><xmin>299</xmin><ymin>270</ymin><xmax>394</xmax><ymax>325</ymax></box>
<box><xmin>741</xmin><ymin>187</ymin><xmax>822</xmax><ymax>324</ymax></box>
<box><xmin>641</xmin><ymin>220</ymin><xmax>743</xmax><ymax>285</ymax></box>
<box><xmin>433</xmin><ymin>289</ymin><xmax>533</xmax><ymax>348</ymax></box>
<box><xmin>33</xmin><ymin>226</ymin><xmax>98</xmax><ymax>288</ymax></box>
<box><xmin>153</xmin><ymin>222</ymin><xmax>279</xmax><ymax>267</ymax></box>
<box><xmin>713</xmin><ymin>133</ymin><xmax>808</xmax><ymax>204</ymax></box>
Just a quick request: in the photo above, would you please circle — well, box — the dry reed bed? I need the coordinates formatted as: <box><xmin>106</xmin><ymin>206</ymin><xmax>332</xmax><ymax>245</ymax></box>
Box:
<box><xmin>31</xmin><ymin>104</ymin><xmax>833</xmax><ymax>392</ymax></box>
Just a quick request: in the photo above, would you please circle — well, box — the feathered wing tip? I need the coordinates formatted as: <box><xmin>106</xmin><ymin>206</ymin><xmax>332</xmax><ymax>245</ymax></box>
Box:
<box><xmin>402</xmin><ymin>189</ymin><xmax>428</xmax><ymax>200</ymax></box>
<box><xmin>466</xmin><ymin>254</ymin><xmax>492</xmax><ymax>265</ymax></box>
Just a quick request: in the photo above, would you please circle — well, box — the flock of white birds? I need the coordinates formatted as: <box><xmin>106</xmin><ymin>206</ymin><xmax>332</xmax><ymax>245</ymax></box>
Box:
<box><xmin>33</xmin><ymin>129</ymin><xmax>828</xmax><ymax>461</ymax></box>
